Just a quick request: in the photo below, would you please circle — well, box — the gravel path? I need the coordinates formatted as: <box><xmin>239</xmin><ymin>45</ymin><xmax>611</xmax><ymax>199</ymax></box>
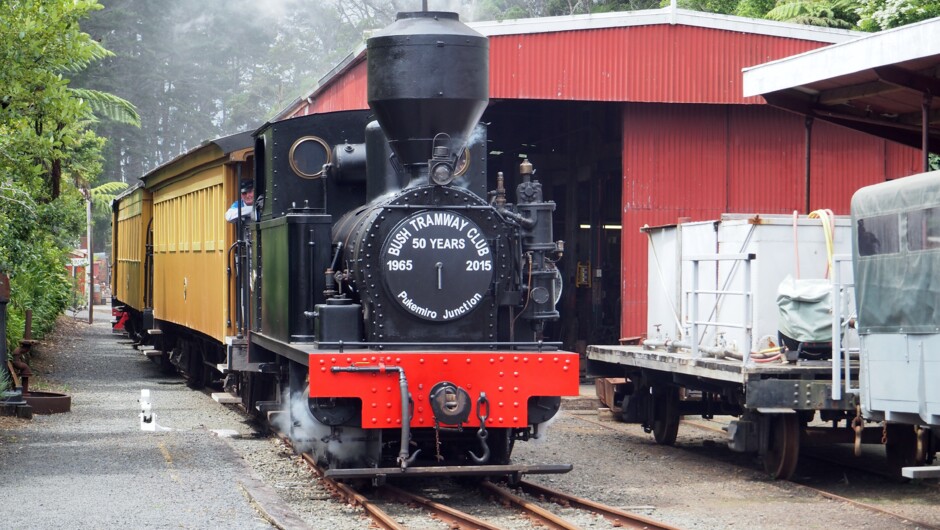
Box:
<box><xmin>0</xmin><ymin>312</ymin><xmax>275</xmax><ymax>529</ymax></box>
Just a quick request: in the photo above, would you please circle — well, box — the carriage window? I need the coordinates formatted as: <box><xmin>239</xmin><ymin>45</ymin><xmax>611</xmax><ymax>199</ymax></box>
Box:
<box><xmin>906</xmin><ymin>207</ymin><xmax>940</xmax><ymax>251</ymax></box>
<box><xmin>857</xmin><ymin>214</ymin><xmax>898</xmax><ymax>256</ymax></box>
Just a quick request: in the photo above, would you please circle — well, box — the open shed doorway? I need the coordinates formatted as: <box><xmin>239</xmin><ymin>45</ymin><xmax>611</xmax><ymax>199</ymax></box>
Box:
<box><xmin>482</xmin><ymin>100</ymin><xmax>623</xmax><ymax>360</ymax></box>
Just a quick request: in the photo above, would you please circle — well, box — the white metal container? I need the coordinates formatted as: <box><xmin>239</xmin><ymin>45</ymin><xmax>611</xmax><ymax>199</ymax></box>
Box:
<box><xmin>645</xmin><ymin>214</ymin><xmax>854</xmax><ymax>358</ymax></box>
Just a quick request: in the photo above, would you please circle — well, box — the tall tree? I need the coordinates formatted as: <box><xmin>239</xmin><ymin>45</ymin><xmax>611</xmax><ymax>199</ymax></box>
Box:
<box><xmin>0</xmin><ymin>0</ymin><xmax>136</xmax><ymax>201</ymax></box>
<box><xmin>76</xmin><ymin>0</ymin><xmax>396</xmax><ymax>183</ymax></box>
<box><xmin>855</xmin><ymin>0</ymin><xmax>940</xmax><ymax>31</ymax></box>
<box><xmin>0</xmin><ymin>0</ymin><xmax>131</xmax><ymax>349</ymax></box>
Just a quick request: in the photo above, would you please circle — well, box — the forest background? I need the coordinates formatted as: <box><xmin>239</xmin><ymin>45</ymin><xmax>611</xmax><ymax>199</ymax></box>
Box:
<box><xmin>0</xmin><ymin>0</ymin><xmax>936</xmax><ymax>371</ymax></box>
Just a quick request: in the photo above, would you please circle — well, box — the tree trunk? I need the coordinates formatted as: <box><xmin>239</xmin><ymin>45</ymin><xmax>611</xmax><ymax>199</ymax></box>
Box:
<box><xmin>51</xmin><ymin>157</ymin><xmax>62</xmax><ymax>200</ymax></box>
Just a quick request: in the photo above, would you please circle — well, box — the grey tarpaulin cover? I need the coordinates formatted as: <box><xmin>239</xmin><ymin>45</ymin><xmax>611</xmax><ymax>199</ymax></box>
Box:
<box><xmin>851</xmin><ymin>170</ymin><xmax>940</xmax><ymax>334</ymax></box>
<box><xmin>777</xmin><ymin>275</ymin><xmax>832</xmax><ymax>343</ymax></box>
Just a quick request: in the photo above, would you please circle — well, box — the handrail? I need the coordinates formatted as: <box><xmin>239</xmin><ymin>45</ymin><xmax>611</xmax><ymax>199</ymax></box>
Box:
<box><xmin>687</xmin><ymin>253</ymin><xmax>755</xmax><ymax>362</ymax></box>
<box><xmin>831</xmin><ymin>254</ymin><xmax>859</xmax><ymax>400</ymax></box>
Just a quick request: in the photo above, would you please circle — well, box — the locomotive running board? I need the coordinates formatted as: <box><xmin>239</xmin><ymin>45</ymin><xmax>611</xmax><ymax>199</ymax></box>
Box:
<box><xmin>325</xmin><ymin>463</ymin><xmax>572</xmax><ymax>479</ymax></box>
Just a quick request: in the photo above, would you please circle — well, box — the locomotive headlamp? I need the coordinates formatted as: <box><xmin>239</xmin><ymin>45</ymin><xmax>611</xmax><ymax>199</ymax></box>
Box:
<box><xmin>431</xmin><ymin>161</ymin><xmax>455</xmax><ymax>185</ymax></box>
<box><xmin>429</xmin><ymin>145</ymin><xmax>455</xmax><ymax>186</ymax></box>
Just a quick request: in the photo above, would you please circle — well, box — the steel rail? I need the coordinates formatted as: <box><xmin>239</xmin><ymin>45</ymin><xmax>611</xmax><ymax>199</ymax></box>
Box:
<box><xmin>298</xmin><ymin>452</ymin><xmax>405</xmax><ymax>530</ymax></box>
<box><xmin>270</xmin><ymin>425</ymin><xmax>404</xmax><ymax>530</ymax></box>
<box><xmin>794</xmin><ymin>482</ymin><xmax>940</xmax><ymax>530</ymax></box>
<box><xmin>379</xmin><ymin>484</ymin><xmax>503</xmax><ymax>530</ymax></box>
<box><xmin>270</xmin><ymin>417</ymin><xmax>679</xmax><ymax>530</ymax></box>
<box><xmin>479</xmin><ymin>480</ymin><xmax>578</xmax><ymax>530</ymax></box>
<box><xmin>681</xmin><ymin>418</ymin><xmax>940</xmax><ymax>528</ymax></box>
<box><xmin>515</xmin><ymin>480</ymin><xmax>681</xmax><ymax>530</ymax></box>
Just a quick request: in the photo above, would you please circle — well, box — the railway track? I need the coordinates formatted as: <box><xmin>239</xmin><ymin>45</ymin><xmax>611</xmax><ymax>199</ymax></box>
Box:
<box><xmin>483</xmin><ymin>479</ymin><xmax>677</xmax><ymax>530</ymax></box>
<box><xmin>210</xmin><ymin>380</ymin><xmax>937</xmax><ymax>528</ymax></box>
<box><xmin>271</xmin><ymin>426</ymin><xmax>676</xmax><ymax>529</ymax></box>
<box><xmin>301</xmin><ymin>451</ymin><xmax>677</xmax><ymax>529</ymax></box>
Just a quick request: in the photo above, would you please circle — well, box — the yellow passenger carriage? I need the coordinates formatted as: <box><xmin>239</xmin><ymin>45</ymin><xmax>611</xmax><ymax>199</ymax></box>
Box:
<box><xmin>113</xmin><ymin>132</ymin><xmax>254</xmax><ymax>384</ymax></box>
<box><xmin>111</xmin><ymin>185</ymin><xmax>151</xmax><ymax>341</ymax></box>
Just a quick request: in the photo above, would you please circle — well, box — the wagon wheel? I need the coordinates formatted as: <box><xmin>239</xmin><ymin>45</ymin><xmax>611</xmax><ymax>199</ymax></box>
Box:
<box><xmin>885</xmin><ymin>423</ymin><xmax>919</xmax><ymax>476</ymax></box>
<box><xmin>158</xmin><ymin>351</ymin><xmax>176</xmax><ymax>374</ymax></box>
<box><xmin>651</xmin><ymin>385</ymin><xmax>680</xmax><ymax>446</ymax></box>
<box><xmin>763</xmin><ymin>413</ymin><xmax>800</xmax><ymax>480</ymax></box>
<box><xmin>184</xmin><ymin>342</ymin><xmax>207</xmax><ymax>390</ymax></box>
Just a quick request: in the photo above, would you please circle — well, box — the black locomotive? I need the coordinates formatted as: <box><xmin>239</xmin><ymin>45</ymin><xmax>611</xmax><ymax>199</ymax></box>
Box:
<box><xmin>232</xmin><ymin>10</ymin><xmax>578</xmax><ymax>479</ymax></box>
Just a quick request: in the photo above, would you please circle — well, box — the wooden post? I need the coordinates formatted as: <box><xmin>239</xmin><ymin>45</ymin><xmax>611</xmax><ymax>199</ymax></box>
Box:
<box><xmin>86</xmin><ymin>188</ymin><xmax>94</xmax><ymax>324</ymax></box>
<box><xmin>0</xmin><ymin>272</ymin><xmax>12</xmax><ymax>393</ymax></box>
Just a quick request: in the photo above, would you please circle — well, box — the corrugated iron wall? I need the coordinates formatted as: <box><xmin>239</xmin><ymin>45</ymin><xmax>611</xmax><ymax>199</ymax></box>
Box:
<box><xmin>291</xmin><ymin>59</ymin><xmax>369</xmax><ymax>117</ymax></box>
<box><xmin>489</xmin><ymin>25</ymin><xmax>825</xmax><ymax>104</ymax></box>
<box><xmin>620</xmin><ymin>102</ymin><xmax>922</xmax><ymax>335</ymax></box>
<box><xmin>290</xmin><ymin>24</ymin><xmax>831</xmax><ymax>116</ymax></box>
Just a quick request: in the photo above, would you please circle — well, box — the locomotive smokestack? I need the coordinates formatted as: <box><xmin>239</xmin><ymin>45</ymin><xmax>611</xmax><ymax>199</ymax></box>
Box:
<box><xmin>366</xmin><ymin>11</ymin><xmax>489</xmax><ymax>185</ymax></box>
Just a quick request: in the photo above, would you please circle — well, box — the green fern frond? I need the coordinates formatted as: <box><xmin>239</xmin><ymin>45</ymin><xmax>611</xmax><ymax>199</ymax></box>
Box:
<box><xmin>90</xmin><ymin>181</ymin><xmax>129</xmax><ymax>215</ymax></box>
<box><xmin>766</xmin><ymin>1</ymin><xmax>813</xmax><ymax>20</ymax></box>
<box><xmin>91</xmin><ymin>181</ymin><xmax>128</xmax><ymax>196</ymax></box>
<box><xmin>765</xmin><ymin>0</ymin><xmax>856</xmax><ymax>28</ymax></box>
<box><xmin>63</xmin><ymin>39</ymin><xmax>114</xmax><ymax>72</ymax></box>
<box><xmin>70</xmin><ymin>88</ymin><xmax>141</xmax><ymax>127</ymax></box>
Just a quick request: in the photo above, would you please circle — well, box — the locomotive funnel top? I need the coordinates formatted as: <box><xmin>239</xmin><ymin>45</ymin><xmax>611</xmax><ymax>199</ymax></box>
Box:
<box><xmin>367</xmin><ymin>11</ymin><xmax>489</xmax><ymax>175</ymax></box>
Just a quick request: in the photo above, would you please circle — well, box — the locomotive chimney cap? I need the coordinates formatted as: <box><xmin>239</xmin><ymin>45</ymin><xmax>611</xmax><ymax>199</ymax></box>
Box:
<box><xmin>367</xmin><ymin>10</ymin><xmax>488</xmax><ymax>169</ymax></box>
<box><xmin>396</xmin><ymin>11</ymin><xmax>459</xmax><ymax>21</ymax></box>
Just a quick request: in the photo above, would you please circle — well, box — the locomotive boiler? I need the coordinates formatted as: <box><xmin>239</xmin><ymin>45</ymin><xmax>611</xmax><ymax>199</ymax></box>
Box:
<box><xmin>235</xmin><ymin>10</ymin><xmax>579</xmax><ymax>479</ymax></box>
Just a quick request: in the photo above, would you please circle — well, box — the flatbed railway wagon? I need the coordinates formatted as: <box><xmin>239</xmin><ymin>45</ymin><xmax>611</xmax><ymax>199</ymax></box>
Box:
<box><xmin>586</xmin><ymin>212</ymin><xmax>939</xmax><ymax>479</ymax></box>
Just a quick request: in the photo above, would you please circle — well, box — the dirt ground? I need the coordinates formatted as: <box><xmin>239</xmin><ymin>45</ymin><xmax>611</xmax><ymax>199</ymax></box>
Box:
<box><xmin>5</xmin><ymin>315</ymin><xmax>940</xmax><ymax>529</ymax></box>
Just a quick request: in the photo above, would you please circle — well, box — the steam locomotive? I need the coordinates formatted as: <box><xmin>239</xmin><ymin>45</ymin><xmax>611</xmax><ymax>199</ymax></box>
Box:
<box><xmin>112</xmin><ymin>10</ymin><xmax>579</xmax><ymax>480</ymax></box>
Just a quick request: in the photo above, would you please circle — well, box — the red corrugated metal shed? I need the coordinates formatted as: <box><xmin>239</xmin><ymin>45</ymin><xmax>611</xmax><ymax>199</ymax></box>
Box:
<box><xmin>277</xmin><ymin>8</ymin><xmax>921</xmax><ymax>340</ymax></box>
<box><xmin>486</xmin><ymin>25</ymin><xmax>829</xmax><ymax>103</ymax></box>
<box><xmin>285</xmin><ymin>9</ymin><xmax>859</xmax><ymax>117</ymax></box>
<box><xmin>296</xmin><ymin>58</ymin><xmax>369</xmax><ymax>116</ymax></box>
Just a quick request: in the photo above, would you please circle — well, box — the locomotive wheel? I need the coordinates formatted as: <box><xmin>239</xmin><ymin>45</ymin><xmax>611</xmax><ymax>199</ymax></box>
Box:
<box><xmin>885</xmin><ymin>423</ymin><xmax>919</xmax><ymax>475</ymax></box>
<box><xmin>125</xmin><ymin>319</ymin><xmax>142</xmax><ymax>344</ymax></box>
<box><xmin>921</xmin><ymin>428</ymin><xmax>938</xmax><ymax>465</ymax></box>
<box><xmin>651</xmin><ymin>385</ymin><xmax>680</xmax><ymax>446</ymax></box>
<box><xmin>488</xmin><ymin>428</ymin><xmax>515</xmax><ymax>465</ymax></box>
<box><xmin>763</xmin><ymin>413</ymin><xmax>800</xmax><ymax>480</ymax></box>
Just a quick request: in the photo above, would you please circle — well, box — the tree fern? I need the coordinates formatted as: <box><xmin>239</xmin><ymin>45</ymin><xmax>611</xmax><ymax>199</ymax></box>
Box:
<box><xmin>89</xmin><ymin>181</ymin><xmax>128</xmax><ymax>215</ymax></box>
<box><xmin>766</xmin><ymin>0</ymin><xmax>860</xmax><ymax>28</ymax></box>
<box><xmin>70</xmin><ymin>88</ymin><xmax>141</xmax><ymax>127</ymax></box>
